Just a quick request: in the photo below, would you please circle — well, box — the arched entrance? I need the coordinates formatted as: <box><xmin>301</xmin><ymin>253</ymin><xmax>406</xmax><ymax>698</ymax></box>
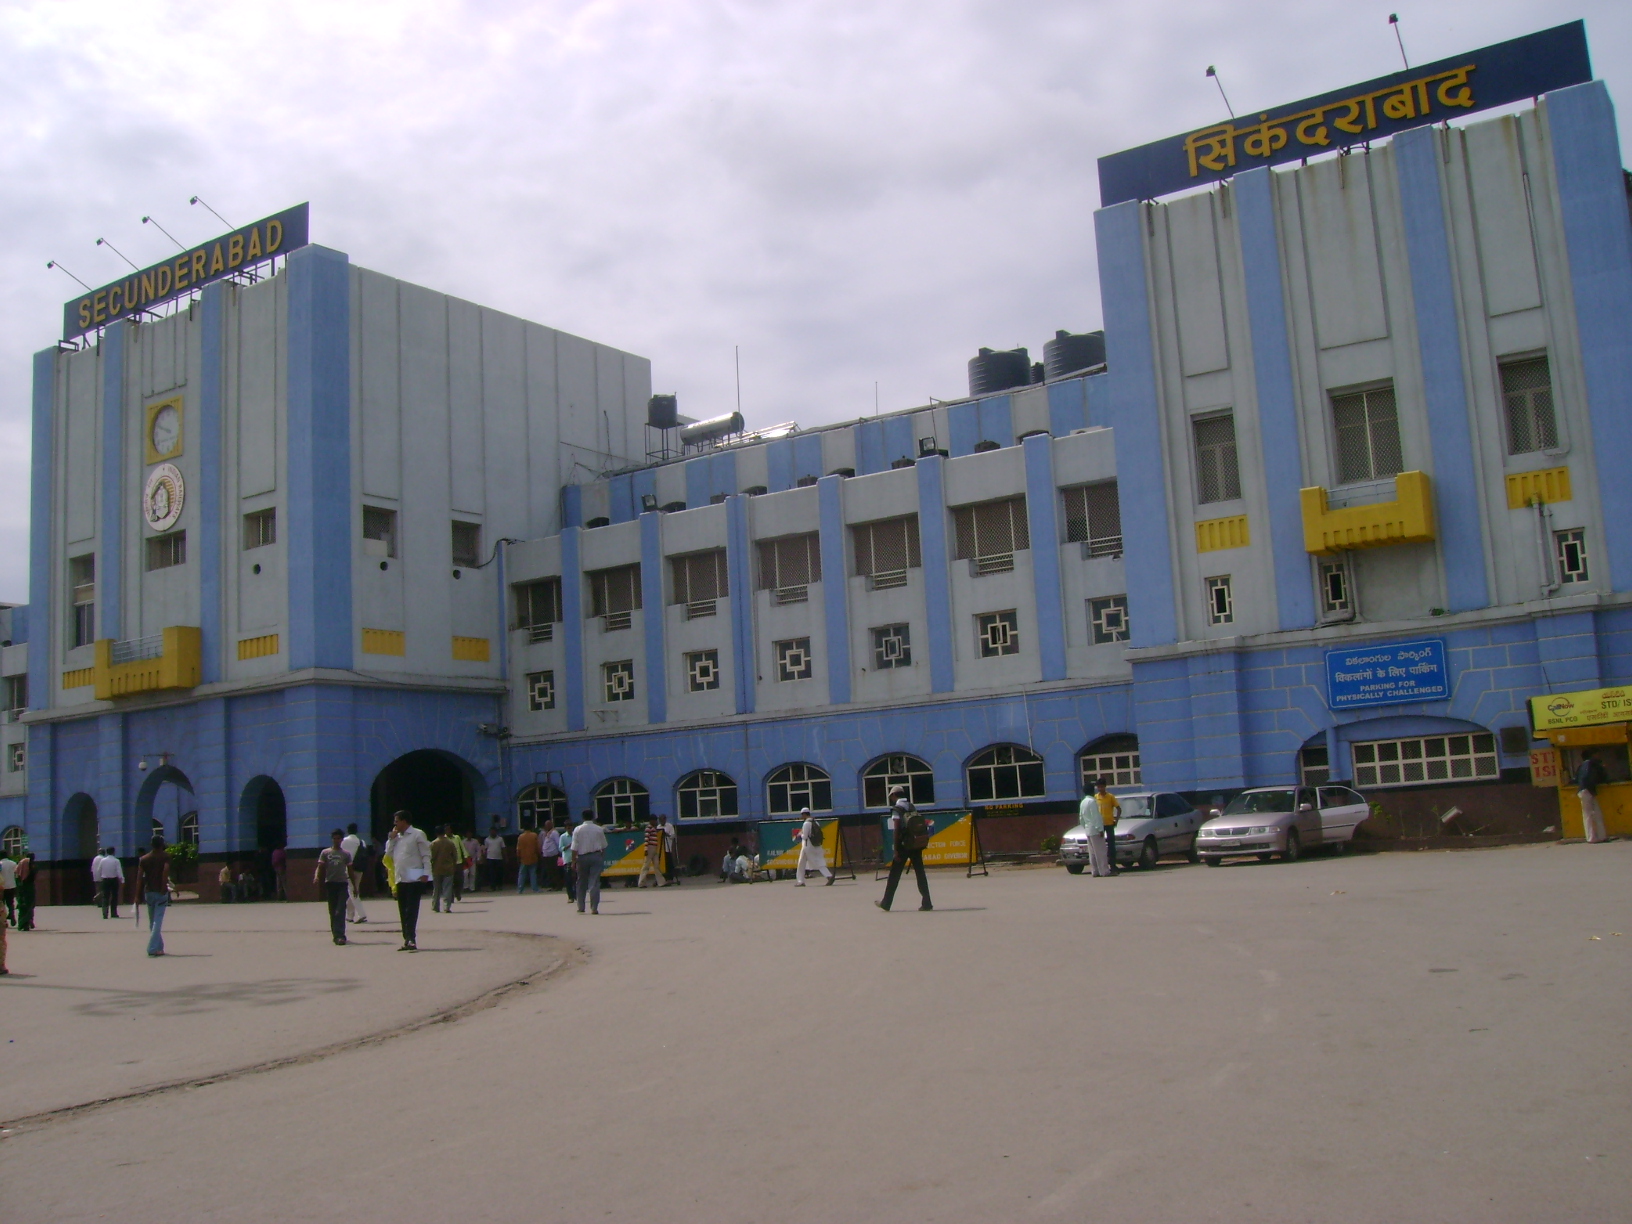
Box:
<box><xmin>63</xmin><ymin>793</ymin><xmax>98</xmax><ymax>859</ymax></box>
<box><xmin>239</xmin><ymin>776</ymin><xmax>288</xmax><ymax>852</ymax></box>
<box><xmin>370</xmin><ymin>750</ymin><xmax>482</xmax><ymax>843</ymax></box>
<box><xmin>135</xmin><ymin>765</ymin><xmax>196</xmax><ymax>848</ymax></box>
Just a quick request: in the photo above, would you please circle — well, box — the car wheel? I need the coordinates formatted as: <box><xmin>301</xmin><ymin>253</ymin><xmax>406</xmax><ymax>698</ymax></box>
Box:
<box><xmin>1186</xmin><ymin>836</ymin><xmax>1200</xmax><ymax>864</ymax></box>
<box><xmin>1283</xmin><ymin>829</ymin><xmax>1301</xmax><ymax>863</ymax></box>
<box><xmin>1139</xmin><ymin>838</ymin><xmax>1159</xmax><ymax>870</ymax></box>
<box><xmin>1065</xmin><ymin>863</ymin><xmax>1085</xmax><ymax>875</ymax></box>
<box><xmin>1202</xmin><ymin>855</ymin><xmax>1221</xmax><ymax>867</ymax></box>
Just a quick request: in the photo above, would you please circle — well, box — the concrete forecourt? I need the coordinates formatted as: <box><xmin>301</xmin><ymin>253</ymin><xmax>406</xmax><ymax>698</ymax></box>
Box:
<box><xmin>1</xmin><ymin>843</ymin><xmax>1627</xmax><ymax>1222</ymax></box>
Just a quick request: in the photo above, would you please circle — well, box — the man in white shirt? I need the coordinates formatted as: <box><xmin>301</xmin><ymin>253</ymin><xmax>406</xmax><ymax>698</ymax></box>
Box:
<box><xmin>1078</xmin><ymin>784</ymin><xmax>1112</xmax><ymax>878</ymax></box>
<box><xmin>539</xmin><ymin>822</ymin><xmax>561</xmax><ymax>891</ymax></box>
<box><xmin>483</xmin><ymin>828</ymin><xmax>507</xmax><ymax>892</ymax></box>
<box><xmin>340</xmin><ymin>823</ymin><xmax>369</xmax><ymax>924</ymax></box>
<box><xmin>0</xmin><ymin>852</ymin><xmax>16</xmax><ymax>927</ymax></box>
<box><xmin>570</xmin><ymin>817</ymin><xmax>608</xmax><ymax>915</ymax></box>
<box><xmin>93</xmin><ymin>845</ymin><xmax>125</xmax><ymax>918</ymax></box>
<box><xmin>794</xmin><ymin>808</ymin><xmax>834</xmax><ymax>886</ymax></box>
<box><xmin>660</xmin><ymin>816</ymin><xmax>679</xmax><ymax>885</ymax></box>
<box><xmin>463</xmin><ymin>834</ymin><xmax>480</xmax><ymax>893</ymax></box>
<box><xmin>385</xmin><ymin>812</ymin><xmax>433</xmax><ymax>951</ymax></box>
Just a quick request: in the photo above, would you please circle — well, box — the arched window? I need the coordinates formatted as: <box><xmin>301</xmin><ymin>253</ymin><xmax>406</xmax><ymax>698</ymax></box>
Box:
<box><xmin>151</xmin><ymin>816</ymin><xmax>166</xmax><ymax>843</ymax></box>
<box><xmin>1080</xmin><ymin>735</ymin><xmax>1141</xmax><ymax>790</ymax></box>
<box><xmin>179</xmin><ymin>812</ymin><xmax>200</xmax><ymax>846</ymax></box>
<box><xmin>862</xmin><ymin>754</ymin><xmax>934</xmax><ymax>808</ymax></box>
<box><xmin>516</xmin><ymin>783</ymin><xmax>569</xmax><ymax>830</ymax></box>
<box><xmin>676</xmin><ymin>770</ymin><xmax>738</xmax><ymax>820</ymax></box>
<box><xmin>0</xmin><ymin>825</ymin><xmax>23</xmax><ymax>858</ymax></box>
<box><xmin>967</xmin><ymin>744</ymin><xmax>1046</xmax><ymax>802</ymax></box>
<box><xmin>592</xmin><ymin>778</ymin><xmax>650</xmax><ymax>826</ymax></box>
<box><xmin>766</xmin><ymin>763</ymin><xmax>831</xmax><ymax>814</ymax></box>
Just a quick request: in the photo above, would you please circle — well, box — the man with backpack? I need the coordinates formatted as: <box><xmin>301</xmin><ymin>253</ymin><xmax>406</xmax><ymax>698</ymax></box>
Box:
<box><xmin>795</xmin><ymin>807</ymin><xmax>834</xmax><ymax>886</ymax></box>
<box><xmin>1574</xmin><ymin>749</ymin><xmax>1609</xmax><ymax>843</ymax></box>
<box><xmin>877</xmin><ymin>788</ymin><xmax>932</xmax><ymax>912</ymax></box>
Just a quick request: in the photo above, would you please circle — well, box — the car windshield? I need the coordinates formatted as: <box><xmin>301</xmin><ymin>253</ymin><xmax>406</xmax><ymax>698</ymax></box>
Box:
<box><xmin>1082</xmin><ymin>794</ymin><xmax>1152</xmax><ymax>824</ymax></box>
<box><xmin>1221</xmin><ymin>789</ymin><xmax>1296</xmax><ymax>815</ymax></box>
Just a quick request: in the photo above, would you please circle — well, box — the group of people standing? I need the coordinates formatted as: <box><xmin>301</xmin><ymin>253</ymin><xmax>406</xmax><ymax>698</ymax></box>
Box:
<box><xmin>0</xmin><ymin>846</ymin><xmax>38</xmax><ymax>975</ymax></box>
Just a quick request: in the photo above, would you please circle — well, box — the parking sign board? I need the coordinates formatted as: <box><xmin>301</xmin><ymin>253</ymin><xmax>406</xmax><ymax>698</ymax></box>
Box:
<box><xmin>1325</xmin><ymin>639</ymin><xmax>1448</xmax><ymax>710</ymax></box>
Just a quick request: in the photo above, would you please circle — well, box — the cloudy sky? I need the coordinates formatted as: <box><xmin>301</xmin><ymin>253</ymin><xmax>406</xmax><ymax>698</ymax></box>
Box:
<box><xmin>0</xmin><ymin>0</ymin><xmax>1626</xmax><ymax>602</ymax></box>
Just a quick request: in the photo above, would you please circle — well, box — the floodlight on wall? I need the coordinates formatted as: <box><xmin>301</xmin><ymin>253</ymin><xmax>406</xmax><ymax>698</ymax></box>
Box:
<box><xmin>918</xmin><ymin>437</ymin><xmax>938</xmax><ymax>457</ymax></box>
<box><xmin>136</xmin><ymin>752</ymin><xmax>174</xmax><ymax>773</ymax></box>
<box><xmin>641</xmin><ymin>494</ymin><xmax>659</xmax><ymax>513</ymax></box>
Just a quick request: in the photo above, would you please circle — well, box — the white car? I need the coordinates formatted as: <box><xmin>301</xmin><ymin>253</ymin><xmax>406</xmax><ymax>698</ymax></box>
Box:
<box><xmin>1060</xmin><ymin>791</ymin><xmax>1204</xmax><ymax>872</ymax></box>
<box><xmin>1196</xmin><ymin>785</ymin><xmax>1370</xmax><ymax>865</ymax></box>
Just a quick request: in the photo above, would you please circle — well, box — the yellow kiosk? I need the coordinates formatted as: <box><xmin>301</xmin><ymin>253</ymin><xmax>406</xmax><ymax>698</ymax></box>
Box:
<box><xmin>1528</xmin><ymin>686</ymin><xmax>1632</xmax><ymax>838</ymax></box>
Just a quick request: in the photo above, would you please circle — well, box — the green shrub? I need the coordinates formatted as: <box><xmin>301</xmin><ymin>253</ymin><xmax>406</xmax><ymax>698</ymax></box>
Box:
<box><xmin>1041</xmin><ymin>835</ymin><xmax>1061</xmax><ymax>854</ymax></box>
<box><xmin>166</xmin><ymin>841</ymin><xmax>199</xmax><ymax>867</ymax></box>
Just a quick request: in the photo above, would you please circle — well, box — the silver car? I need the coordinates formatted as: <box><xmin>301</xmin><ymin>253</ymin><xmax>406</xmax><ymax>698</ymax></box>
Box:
<box><xmin>1196</xmin><ymin>785</ymin><xmax>1370</xmax><ymax>865</ymax></box>
<box><xmin>1060</xmin><ymin>791</ymin><xmax>1204</xmax><ymax>872</ymax></box>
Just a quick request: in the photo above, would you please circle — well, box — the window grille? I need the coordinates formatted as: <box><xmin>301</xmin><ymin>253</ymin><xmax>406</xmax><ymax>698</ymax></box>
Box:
<box><xmin>1089</xmin><ymin>596</ymin><xmax>1130</xmax><ymax>644</ymax></box>
<box><xmin>70</xmin><ymin>554</ymin><xmax>95</xmax><ymax>648</ymax></box>
<box><xmin>516</xmin><ymin>784</ymin><xmax>568</xmax><ymax>830</ymax></box>
<box><xmin>526</xmin><ymin>670</ymin><xmax>555</xmax><ymax>712</ymax></box>
<box><xmin>1063</xmin><ymin>481</ymin><xmax>1123</xmax><ymax>557</ymax></box>
<box><xmin>852</xmin><ymin>515</ymin><xmax>921</xmax><ymax>588</ymax></box>
<box><xmin>776</xmin><ymin>638</ymin><xmax>813</xmax><ymax>682</ymax></box>
<box><xmin>0</xmin><ymin>825</ymin><xmax>22</xmax><ymax>857</ymax></box>
<box><xmin>515</xmin><ymin>579</ymin><xmax>562</xmax><ymax>642</ymax></box>
<box><xmin>588</xmin><ymin>565</ymin><xmax>642</xmax><ymax>626</ymax></box>
<box><xmin>110</xmin><ymin>634</ymin><xmax>164</xmax><ymax>665</ymax></box>
<box><xmin>1556</xmin><ymin>529</ymin><xmax>1589</xmax><ymax>584</ymax></box>
<box><xmin>672</xmin><ymin>549</ymin><xmax>729</xmax><ymax>617</ymax></box>
<box><xmin>1501</xmin><ymin>355</ymin><xmax>1558</xmax><ymax>455</ymax></box>
<box><xmin>966</xmin><ymin>744</ymin><xmax>1046</xmax><ymax>801</ymax></box>
<box><xmin>766</xmin><ymin>763</ymin><xmax>832</xmax><ymax>814</ymax></box>
<box><xmin>179</xmin><ymin>812</ymin><xmax>199</xmax><ymax>845</ymax></box>
<box><xmin>6</xmin><ymin>742</ymin><xmax>23</xmax><ymax>773</ymax></box>
<box><xmin>872</xmin><ymin>624</ymin><xmax>912</xmax><ymax>669</ymax></box>
<box><xmin>603</xmin><ymin>660</ymin><xmax>635</xmax><ymax>702</ymax></box>
<box><xmin>362</xmin><ymin>506</ymin><xmax>397</xmax><ymax>557</ymax></box>
<box><xmin>1351</xmin><ymin>733</ymin><xmax>1498</xmax><ymax>788</ymax></box>
<box><xmin>952</xmin><ymin>497</ymin><xmax>1029</xmax><ymax>574</ymax></box>
<box><xmin>976</xmin><ymin>611</ymin><xmax>1020</xmax><ymax>657</ymax></box>
<box><xmin>592</xmin><ymin>777</ymin><xmax>649</xmax><ymax>825</ymax></box>
<box><xmin>451</xmin><ymin>520</ymin><xmax>482</xmax><ymax>567</ymax></box>
<box><xmin>757</xmin><ymin>533</ymin><xmax>821</xmax><ymax>603</ymax></box>
<box><xmin>1193</xmin><ymin>414</ymin><xmax>1241</xmax><ymax>503</ymax></box>
<box><xmin>686</xmin><ymin>649</ymin><xmax>721</xmax><ymax>692</ymax></box>
<box><xmin>1332</xmin><ymin>385</ymin><xmax>1403</xmax><ymax>484</ymax></box>
<box><xmin>1080</xmin><ymin>739</ymin><xmax>1141</xmax><ymax>789</ymax></box>
<box><xmin>5</xmin><ymin>675</ymin><xmax>28</xmax><ymax>719</ymax></box>
<box><xmin>1318</xmin><ymin>559</ymin><xmax>1353</xmax><ymax>619</ymax></box>
<box><xmin>145</xmin><ymin>532</ymin><xmax>186</xmax><ymax>571</ymax></box>
<box><xmin>1299</xmin><ymin>744</ymin><xmax>1330</xmax><ymax>785</ymax></box>
<box><xmin>1205</xmin><ymin>575</ymin><xmax>1233</xmax><ymax>625</ymax></box>
<box><xmin>862</xmin><ymin>754</ymin><xmax>934</xmax><ymax>807</ymax></box>
<box><xmin>243</xmin><ymin>508</ymin><xmax>276</xmax><ymax>550</ymax></box>
<box><xmin>677</xmin><ymin>769</ymin><xmax>739</xmax><ymax>820</ymax></box>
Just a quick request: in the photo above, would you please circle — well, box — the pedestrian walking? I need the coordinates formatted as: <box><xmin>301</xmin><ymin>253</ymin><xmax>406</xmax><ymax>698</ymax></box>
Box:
<box><xmin>93</xmin><ymin>846</ymin><xmax>124</xmax><ymax>918</ymax></box>
<box><xmin>560</xmin><ymin>817</ymin><xmax>577</xmax><ymax>904</ymax></box>
<box><xmin>385</xmin><ymin>812</ymin><xmax>433</xmax><ymax>951</ymax></box>
<box><xmin>0</xmin><ymin>890</ymin><xmax>7</xmax><ymax>973</ymax></box>
<box><xmin>314</xmin><ymin>830</ymin><xmax>353</xmax><ymax>945</ymax></box>
<box><xmin>463</xmin><ymin>833</ymin><xmax>480</xmax><ymax>892</ymax></box>
<box><xmin>661</xmin><ymin>815</ymin><xmax>680</xmax><ymax>884</ymax></box>
<box><xmin>271</xmin><ymin>844</ymin><xmax>289</xmax><ymax>901</ymax></box>
<box><xmin>877</xmin><ymin>789</ymin><xmax>932</xmax><ymax>912</ymax></box>
<box><xmin>431</xmin><ymin>825</ymin><xmax>461</xmax><ymax>913</ymax></box>
<box><xmin>516</xmin><ymin>825</ymin><xmax>542</xmax><ymax>893</ymax></box>
<box><xmin>15</xmin><ymin>851</ymin><xmax>36</xmax><ymax>931</ymax></box>
<box><xmin>794</xmin><ymin>808</ymin><xmax>834</xmax><ymax>886</ymax></box>
<box><xmin>0</xmin><ymin>850</ymin><xmax>16</xmax><ymax>927</ymax></box>
<box><xmin>539</xmin><ymin>821</ymin><xmax>561</xmax><ymax>891</ymax></box>
<box><xmin>483</xmin><ymin>826</ymin><xmax>507</xmax><ymax>891</ymax></box>
<box><xmin>571</xmin><ymin>815</ymin><xmax>608</xmax><ymax>914</ymax></box>
<box><xmin>637</xmin><ymin>817</ymin><xmax>667</xmax><ymax>888</ymax></box>
<box><xmin>134</xmin><ymin>835</ymin><xmax>172</xmax><ymax>956</ymax></box>
<box><xmin>1575</xmin><ymin>750</ymin><xmax>1610</xmax><ymax>843</ymax></box>
<box><xmin>1094</xmin><ymin>779</ymin><xmax>1122</xmax><ymax>875</ymax></box>
<box><xmin>341</xmin><ymin>823</ymin><xmax>370</xmax><ymax>923</ymax></box>
<box><xmin>1078</xmin><ymin>784</ymin><xmax>1111</xmax><ymax>877</ymax></box>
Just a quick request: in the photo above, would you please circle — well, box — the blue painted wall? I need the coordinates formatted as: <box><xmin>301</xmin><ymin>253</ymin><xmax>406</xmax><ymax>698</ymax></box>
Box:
<box><xmin>818</xmin><ymin>475</ymin><xmax>850</xmax><ymax>704</ymax></box>
<box><xmin>915</xmin><ymin>456</ymin><xmax>955</xmax><ymax>692</ymax></box>
<box><xmin>726</xmin><ymin>494</ymin><xmax>755</xmax><ymax>714</ymax></box>
<box><xmin>1047</xmin><ymin>378</ymin><xmax>1087</xmax><ymax>436</ymax></box>
<box><xmin>197</xmin><ymin>283</ymin><xmax>225</xmax><ymax>683</ymax></box>
<box><xmin>560</xmin><ymin>525</ymin><xmax>585</xmax><ymax>731</ymax></box>
<box><xmin>640</xmin><ymin>511</ymin><xmax>666</xmax><ymax>723</ymax></box>
<box><xmin>28</xmin><ymin>350</ymin><xmax>53</xmax><ymax>715</ymax></box>
<box><xmin>1023</xmin><ymin>434</ymin><xmax>1066</xmax><ymax>681</ymax></box>
<box><xmin>99</xmin><ymin>321</ymin><xmax>126</xmax><ymax>641</ymax></box>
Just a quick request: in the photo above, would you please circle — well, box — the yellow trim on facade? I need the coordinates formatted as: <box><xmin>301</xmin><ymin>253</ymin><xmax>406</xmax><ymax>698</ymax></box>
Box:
<box><xmin>1194</xmin><ymin>514</ymin><xmax>1250</xmax><ymax>553</ymax></box>
<box><xmin>62</xmin><ymin>667</ymin><xmax>95</xmax><ymax>689</ymax></box>
<box><xmin>452</xmin><ymin>635</ymin><xmax>491</xmax><ymax>662</ymax></box>
<box><xmin>237</xmin><ymin>633</ymin><xmax>280</xmax><ymax>660</ymax></box>
<box><xmin>1505</xmin><ymin>466</ymin><xmax>1571</xmax><ymax>509</ymax></box>
<box><xmin>1301</xmin><ymin>470</ymin><xmax>1435</xmax><ymax>555</ymax></box>
<box><xmin>93</xmin><ymin>626</ymin><xmax>202</xmax><ymax>700</ymax></box>
<box><xmin>362</xmin><ymin>628</ymin><xmax>407</xmax><ymax>656</ymax></box>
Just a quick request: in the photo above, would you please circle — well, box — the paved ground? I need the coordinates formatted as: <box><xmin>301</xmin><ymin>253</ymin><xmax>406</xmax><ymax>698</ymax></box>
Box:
<box><xmin>2</xmin><ymin>843</ymin><xmax>1627</xmax><ymax>1222</ymax></box>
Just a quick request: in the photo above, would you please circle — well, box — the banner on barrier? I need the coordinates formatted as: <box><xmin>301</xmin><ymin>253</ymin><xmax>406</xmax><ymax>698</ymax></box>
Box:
<box><xmin>755</xmin><ymin>818</ymin><xmax>855</xmax><ymax>878</ymax></box>
<box><xmin>600</xmin><ymin>828</ymin><xmax>661</xmax><ymax>878</ymax></box>
<box><xmin>878</xmin><ymin>811</ymin><xmax>987</xmax><ymax>875</ymax></box>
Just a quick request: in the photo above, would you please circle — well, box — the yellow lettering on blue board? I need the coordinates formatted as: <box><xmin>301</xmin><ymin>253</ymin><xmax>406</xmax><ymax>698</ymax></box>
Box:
<box><xmin>227</xmin><ymin>234</ymin><xmax>243</xmax><ymax>268</ymax></box>
<box><xmin>192</xmin><ymin>250</ymin><xmax>206</xmax><ymax>281</ymax></box>
<box><xmin>93</xmin><ymin>291</ymin><xmax>107</xmax><ymax>323</ymax></box>
<box><xmin>209</xmin><ymin>244</ymin><xmax>224</xmax><ymax>275</ymax></box>
<box><xmin>107</xmin><ymin>286</ymin><xmax>121</xmax><ymax>315</ymax></box>
<box><xmin>174</xmin><ymin>257</ymin><xmax>190</xmax><ymax>290</ymax></box>
<box><xmin>155</xmin><ymin>265</ymin><xmax>172</xmax><ymax>296</ymax></box>
<box><xmin>245</xmin><ymin>228</ymin><xmax>262</xmax><ymax>260</ymax></box>
<box><xmin>265</xmin><ymin>220</ymin><xmax>283</xmax><ymax>253</ymax></box>
<box><xmin>139</xmin><ymin>272</ymin><xmax>153</xmax><ymax>302</ymax></box>
<box><xmin>78</xmin><ymin>300</ymin><xmax>91</xmax><ymax>328</ymax></box>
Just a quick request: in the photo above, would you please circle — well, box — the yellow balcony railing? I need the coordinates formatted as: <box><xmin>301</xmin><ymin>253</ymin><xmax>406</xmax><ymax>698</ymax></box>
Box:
<box><xmin>1301</xmin><ymin>470</ymin><xmax>1436</xmax><ymax>556</ymax></box>
<box><xmin>94</xmin><ymin>626</ymin><xmax>202</xmax><ymax>700</ymax></box>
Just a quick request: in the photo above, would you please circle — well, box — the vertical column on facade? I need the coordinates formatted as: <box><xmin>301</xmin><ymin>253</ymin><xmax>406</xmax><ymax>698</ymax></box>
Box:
<box><xmin>281</xmin><ymin>684</ymin><xmax>355</xmax><ymax>849</ymax></box>
<box><xmin>285</xmin><ymin>245</ymin><xmax>353</xmax><ymax>671</ymax></box>
<box><xmin>27</xmin><ymin>350</ymin><xmax>53</xmax><ymax>723</ymax></box>
<box><xmin>817</xmin><ymin>475</ymin><xmax>851</xmax><ymax>705</ymax></box>
<box><xmin>1394</xmin><ymin>126</ymin><xmax>1491</xmax><ymax>612</ymax></box>
<box><xmin>1547</xmin><ymin>80</ymin><xmax>1632</xmax><ymax>592</ymax></box>
<box><xmin>197</xmin><ymin>282</ymin><xmax>226</xmax><ymax>683</ymax></box>
<box><xmin>1232</xmin><ymin>168</ymin><xmax>1318</xmax><ymax>631</ymax></box>
<box><xmin>1325</xmin><ymin>727</ymin><xmax>1343</xmax><ymax>785</ymax></box>
<box><xmin>1186</xmin><ymin>651</ymin><xmax>1246</xmax><ymax>790</ymax></box>
<box><xmin>640</xmin><ymin>510</ymin><xmax>667</xmax><ymax>724</ymax></box>
<box><xmin>26</xmin><ymin>724</ymin><xmax>54</xmax><ymax>865</ymax></box>
<box><xmin>1022</xmin><ymin>434</ymin><xmax>1067</xmax><ymax>682</ymax></box>
<box><xmin>99</xmin><ymin>320</ymin><xmax>127</xmax><ymax>643</ymax></box>
<box><xmin>1093</xmin><ymin>201</ymin><xmax>1181</xmax><ymax>646</ymax></box>
<box><xmin>193</xmin><ymin>697</ymin><xmax>230</xmax><ymax>854</ymax></box>
<box><xmin>913</xmin><ymin>456</ymin><xmax>955</xmax><ymax>693</ymax></box>
<box><xmin>560</xmin><ymin>525</ymin><xmax>586</xmax><ymax>731</ymax></box>
<box><xmin>726</xmin><ymin>494</ymin><xmax>756</xmax><ymax>715</ymax></box>
<box><xmin>96</xmin><ymin>711</ymin><xmax>127</xmax><ymax>853</ymax></box>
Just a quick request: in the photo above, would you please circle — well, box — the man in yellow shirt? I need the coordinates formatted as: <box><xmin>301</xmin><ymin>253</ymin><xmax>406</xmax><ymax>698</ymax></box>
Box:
<box><xmin>1095</xmin><ymin>779</ymin><xmax>1122</xmax><ymax>877</ymax></box>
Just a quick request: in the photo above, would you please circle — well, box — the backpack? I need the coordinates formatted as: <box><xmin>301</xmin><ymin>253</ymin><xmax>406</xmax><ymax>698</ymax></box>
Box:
<box><xmin>901</xmin><ymin>809</ymin><xmax>930</xmax><ymax>852</ymax></box>
<box><xmin>808</xmin><ymin>821</ymin><xmax>823</xmax><ymax>848</ymax></box>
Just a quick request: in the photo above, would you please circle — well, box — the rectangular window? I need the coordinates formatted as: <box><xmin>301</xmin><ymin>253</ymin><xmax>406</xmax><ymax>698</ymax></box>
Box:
<box><xmin>976</xmin><ymin>610</ymin><xmax>1020</xmax><ymax>658</ymax></box>
<box><xmin>1318</xmin><ymin>558</ymin><xmax>1353</xmax><ymax>620</ymax></box>
<box><xmin>851</xmin><ymin>515</ymin><xmax>921</xmax><ymax>589</ymax></box>
<box><xmin>1331</xmin><ymin>385</ymin><xmax>1403</xmax><ymax>484</ymax></box>
<box><xmin>5</xmin><ymin>675</ymin><xmax>27</xmax><ymax>719</ymax></box>
<box><xmin>1556</xmin><ymin>529</ymin><xmax>1589</xmax><ymax>584</ymax></box>
<box><xmin>588</xmin><ymin>564</ymin><xmax>642</xmax><ymax>630</ymax></box>
<box><xmin>952</xmin><ymin>496</ymin><xmax>1030</xmax><ymax>574</ymax></box>
<box><xmin>69</xmin><ymin>554</ymin><xmax>95</xmax><ymax>648</ymax></box>
<box><xmin>145</xmin><ymin>531</ymin><xmax>186</xmax><ymax>571</ymax></box>
<box><xmin>775</xmin><ymin>638</ymin><xmax>814</xmax><ymax>682</ymax></box>
<box><xmin>1205</xmin><ymin>575</ymin><xmax>1233</xmax><ymax>625</ymax></box>
<box><xmin>362</xmin><ymin>506</ymin><xmax>397</xmax><ymax>558</ymax></box>
<box><xmin>451</xmin><ymin>520</ymin><xmax>482</xmax><ymax>567</ymax></box>
<box><xmin>671</xmin><ymin>549</ymin><xmax>728</xmax><ymax>617</ymax></box>
<box><xmin>1081</xmin><ymin>747</ymin><xmax>1141</xmax><ymax>789</ymax></box>
<box><xmin>243</xmin><ymin>508</ymin><xmax>276</xmax><ymax>550</ymax></box>
<box><xmin>872</xmin><ymin>624</ymin><xmax>912</xmax><ymax>670</ymax></box>
<box><xmin>1501</xmin><ymin>355</ymin><xmax>1558</xmax><ymax>455</ymax></box>
<box><xmin>514</xmin><ymin>578</ymin><xmax>562</xmax><ymax>642</ymax></box>
<box><xmin>757</xmin><ymin>533</ymin><xmax>821</xmax><ymax>603</ymax></box>
<box><xmin>1351</xmin><ymin>733</ymin><xmax>1498</xmax><ymax>788</ymax></box>
<box><xmin>603</xmin><ymin>660</ymin><xmax>635</xmax><ymax>702</ymax></box>
<box><xmin>6</xmin><ymin>742</ymin><xmax>22</xmax><ymax>773</ymax></box>
<box><xmin>1193</xmin><ymin>413</ymin><xmax>1241</xmax><ymax>504</ymax></box>
<box><xmin>1062</xmin><ymin>481</ymin><xmax>1123</xmax><ymax>557</ymax></box>
<box><xmin>1089</xmin><ymin>595</ymin><xmax>1130</xmax><ymax>645</ymax></box>
<box><xmin>1299</xmin><ymin>744</ymin><xmax>1330</xmax><ymax>785</ymax></box>
<box><xmin>526</xmin><ymin>670</ymin><xmax>555</xmax><ymax>712</ymax></box>
<box><xmin>686</xmin><ymin>649</ymin><xmax>721</xmax><ymax>692</ymax></box>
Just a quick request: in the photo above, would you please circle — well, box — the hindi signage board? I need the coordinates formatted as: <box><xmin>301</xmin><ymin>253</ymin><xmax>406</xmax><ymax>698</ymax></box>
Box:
<box><xmin>1325</xmin><ymin>639</ymin><xmax>1448</xmax><ymax>710</ymax></box>
<box><xmin>63</xmin><ymin>203</ymin><xmax>310</xmax><ymax>340</ymax></box>
<box><xmin>1528</xmin><ymin>685</ymin><xmax>1632</xmax><ymax>733</ymax></box>
<box><xmin>1097</xmin><ymin>21</ymin><xmax>1590</xmax><ymax>207</ymax></box>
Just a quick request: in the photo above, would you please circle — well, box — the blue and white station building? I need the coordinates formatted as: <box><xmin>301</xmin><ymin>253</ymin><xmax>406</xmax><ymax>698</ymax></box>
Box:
<box><xmin>8</xmin><ymin>21</ymin><xmax>1632</xmax><ymax>895</ymax></box>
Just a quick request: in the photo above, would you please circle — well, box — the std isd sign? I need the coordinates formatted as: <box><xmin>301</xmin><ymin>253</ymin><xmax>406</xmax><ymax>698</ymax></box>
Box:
<box><xmin>1325</xmin><ymin>639</ymin><xmax>1448</xmax><ymax>710</ymax></box>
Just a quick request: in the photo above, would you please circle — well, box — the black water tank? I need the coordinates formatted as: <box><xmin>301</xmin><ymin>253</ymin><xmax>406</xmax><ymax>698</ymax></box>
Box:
<box><xmin>1043</xmin><ymin>330</ymin><xmax>1106</xmax><ymax>380</ymax></box>
<box><xmin>968</xmin><ymin>347</ymin><xmax>1031</xmax><ymax>396</ymax></box>
<box><xmin>648</xmin><ymin>393</ymin><xmax>679</xmax><ymax>430</ymax></box>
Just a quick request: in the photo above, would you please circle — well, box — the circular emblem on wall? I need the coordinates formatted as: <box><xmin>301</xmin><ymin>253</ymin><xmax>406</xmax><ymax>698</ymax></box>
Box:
<box><xmin>143</xmin><ymin>463</ymin><xmax>185</xmax><ymax>532</ymax></box>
